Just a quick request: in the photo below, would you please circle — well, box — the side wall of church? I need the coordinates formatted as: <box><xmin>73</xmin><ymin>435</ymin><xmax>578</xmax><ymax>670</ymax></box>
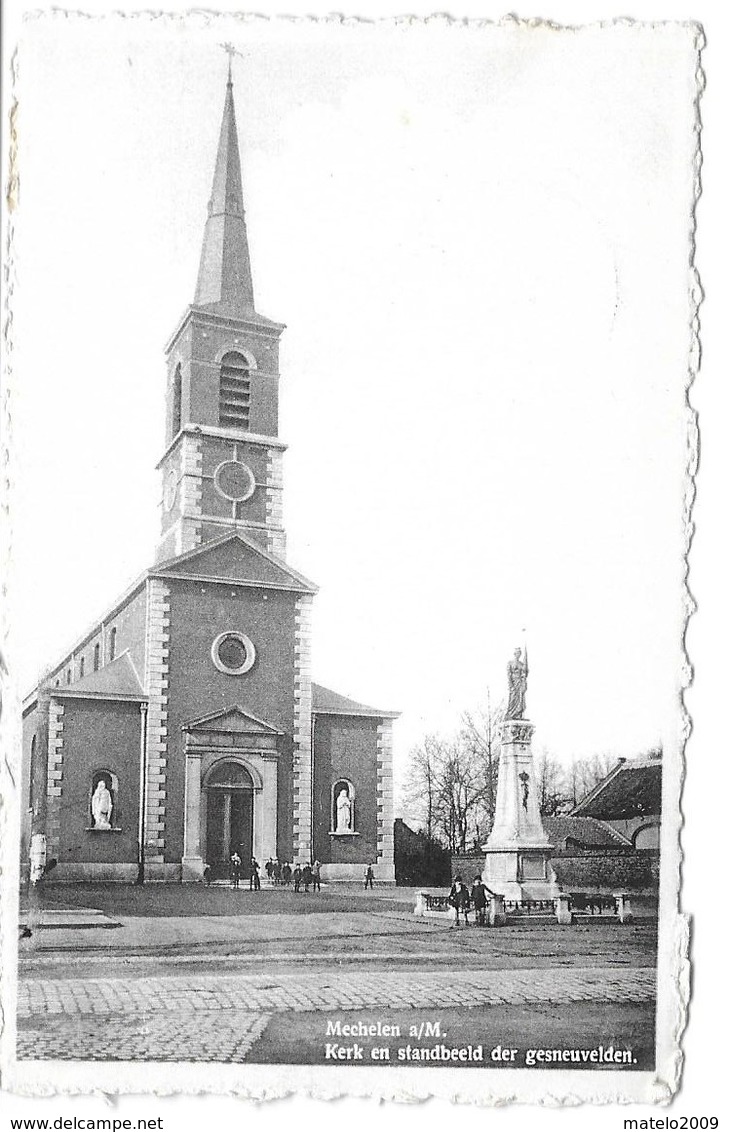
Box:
<box><xmin>44</xmin><ymin>585</ymin><xmax>147</xmax><ymax>692</ymax></box>
<box><xmin>46</xmin><ymin>697</ymin><xmax>142</xmax><ymax>882</ymax></box>
<box><xmin>312</xmin><ymin>715</ymin><xmax>380</xmax><ymax>869</ymax></box>
<box><xmin>163</xmin><ymin>578</ymin><xmax>299</xmax><ymax>863</ymax></box>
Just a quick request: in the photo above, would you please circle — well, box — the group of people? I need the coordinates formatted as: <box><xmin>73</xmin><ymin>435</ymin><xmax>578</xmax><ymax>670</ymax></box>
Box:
<box><xmin>223</xmin><ymin>853</ymin><xmax>261</xmax><ymax>889</ymax></box>
<box><xmin>448</xmin><ymin>874</ymin><xmax>490</xmax><ymax>926</ymax></box>
<box><xmin>264</xmin><ymin>857</ymin><xmax>323</xmax><ymax>892</ymax></box>
<box><xmin>204</xmin><ymin>854</ymin><xmax>378</xmax><ymax>892</ymax></box>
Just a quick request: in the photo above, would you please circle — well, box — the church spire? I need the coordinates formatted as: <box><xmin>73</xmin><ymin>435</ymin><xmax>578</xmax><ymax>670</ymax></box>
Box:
<box><xmin>194</xmin><ymin>68</ymin><xmax>255</xmax><ymax>315</ymax></box>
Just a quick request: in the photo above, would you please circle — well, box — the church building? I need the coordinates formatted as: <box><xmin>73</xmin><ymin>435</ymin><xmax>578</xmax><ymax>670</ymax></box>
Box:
<box><xmin>20</xmin><ymin>70</ymin><xmax>397</xmax><ymax>884</ymax></box>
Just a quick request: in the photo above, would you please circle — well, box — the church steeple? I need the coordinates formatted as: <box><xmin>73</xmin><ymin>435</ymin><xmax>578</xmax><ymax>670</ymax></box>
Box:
<box><xmin>158</xmin><ymin>64</ymin><xmax>286</xmax><ymax>565</ymax></box>
<box><xmin>194</xmin><ymin>71</ymin><xmax>255</xmax><ymax>315</ymax></box>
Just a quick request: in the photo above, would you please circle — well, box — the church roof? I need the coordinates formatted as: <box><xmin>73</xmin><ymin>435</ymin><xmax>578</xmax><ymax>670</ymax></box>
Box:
<box><xmin>312</xmin><ymin>683</ymin><xmax>398</xmax><ymax>719</ymax></box>
<box><xmin>194</xmin><ymin>72</ymin><xmax>261</xmax><ymax>320</ymax></box>
<box><xmin>570</xmin><ymin>756</ymin><xmax>662</xmax><ymax>820</ymax></box>
<box><xmin>152</xmin><ymin>531</ymin><xmax>317</xmax><ymax>594</ymax></box>
<box><xmin>51</xmin><ymin>651</ymin><xmax>146</xmax><ymax>702</ymax></box>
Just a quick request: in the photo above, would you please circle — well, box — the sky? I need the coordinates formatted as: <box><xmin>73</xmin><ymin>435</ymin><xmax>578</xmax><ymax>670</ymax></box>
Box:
<box><xmin>10</xmin><ymin>15</ymin><xmax>697</xmax><ymax>795</ymax></box>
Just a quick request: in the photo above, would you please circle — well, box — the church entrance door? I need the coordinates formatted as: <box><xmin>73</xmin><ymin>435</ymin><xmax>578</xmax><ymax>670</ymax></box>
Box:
<box><xmin>204</xmin><ymin>761</ymin><xmax>254</xmax><ymax>880</ymax></box>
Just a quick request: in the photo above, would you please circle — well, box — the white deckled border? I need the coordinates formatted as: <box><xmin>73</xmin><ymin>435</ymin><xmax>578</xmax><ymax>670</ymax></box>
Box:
<box><xmin>292</xmin><ymin>594</ymin><xmax>312</xmax><ymax>860</ymax></box>
<box><xmin>376</xmin><ymin>719</ymin><xmax>395</xmax><ymax>881</ymax></box>
<box><xmin>143</xmin><ymin>578</ymin><xmax>170</xmax><ymax>867</ymax></box>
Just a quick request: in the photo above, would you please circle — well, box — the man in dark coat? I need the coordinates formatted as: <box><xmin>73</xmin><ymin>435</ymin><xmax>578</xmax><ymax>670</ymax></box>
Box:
<box><xmin>471</xmin><ymin>876</ymin><xmax>487</xmax><ymax>926</ymax></box>
<box><xmin>448</xmin><ymin>875</ymin><xmax>471</xmax><ymax>926</ymax></box>
<box><xmin>293</xmin><ymin>864</ymin><xmax>302</xmax><ymax>892</ymax></box>
<box><xmin>301</xmin><ymin>863</ymin><xmax>312</xmax><ymax>892</ymax></box>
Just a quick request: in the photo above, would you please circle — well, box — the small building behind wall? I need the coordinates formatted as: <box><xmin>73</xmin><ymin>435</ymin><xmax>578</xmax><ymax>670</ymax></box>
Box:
<box><xmin>569</xmin><ymin>754</ymin><xmax>662</xmax><ymax>849</ymax></box>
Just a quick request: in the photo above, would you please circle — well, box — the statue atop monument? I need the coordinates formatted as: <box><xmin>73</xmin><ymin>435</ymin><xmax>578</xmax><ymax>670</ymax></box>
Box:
<box><xmin>505</xmin><ymin>647</ymin><xmax>528</xmax><ymax>720</ymax></box>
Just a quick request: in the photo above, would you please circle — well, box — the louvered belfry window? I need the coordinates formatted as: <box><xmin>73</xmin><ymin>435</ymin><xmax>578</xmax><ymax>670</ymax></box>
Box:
<box><xmin>219</xmin><ymin>351</ymin><xmax>250</xmax><ymax>430</ymax></box>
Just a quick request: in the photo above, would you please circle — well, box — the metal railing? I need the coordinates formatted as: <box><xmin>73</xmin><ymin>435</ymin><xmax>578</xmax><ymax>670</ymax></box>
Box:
<box><xmin>503</xmin><ymin>899</ymin><xmax>556</xmax><ymax>916</ymax></box>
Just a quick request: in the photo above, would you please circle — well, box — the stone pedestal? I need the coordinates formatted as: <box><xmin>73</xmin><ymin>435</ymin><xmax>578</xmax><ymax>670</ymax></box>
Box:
<box><xmin>614</xmin><ymin>892</ymin><xmax>633</xmax><ymax>923</ymax></box>
<box><xmin>489</xmin><ymin>893</ymin><xmax>506</xmax><ymax>927</ymax></box>
<box><xmin>555</xmin><ymin>893</ymin><xmax>572</xmax><ymax>924</ymax></box>
<box><xmin>482</xmin><ymin>719</ymin><xmax>558</xmax><ymax>901</ymax></box>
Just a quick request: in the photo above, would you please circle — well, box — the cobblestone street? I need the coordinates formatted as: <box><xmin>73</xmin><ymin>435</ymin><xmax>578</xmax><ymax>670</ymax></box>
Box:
<box><xmin>17</xmin><ymin>967</ymin><xmax>656</xmax><ymax>1062</ymax></box>
<box><xmin>17</xmin><ymin>887</ymin><xmax>659</xmax><ymax>1064</ymax></box>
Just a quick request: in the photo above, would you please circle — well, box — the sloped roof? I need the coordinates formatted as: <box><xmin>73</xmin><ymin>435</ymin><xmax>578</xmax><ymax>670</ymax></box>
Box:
<box><xmin>312</xmin><ymin>683</ymin><xmax>398</xmax><ymax>719</ymax></box>
<box><xmin>183</xmin><ymin>704</ymin><xmax>283</xmax><ymax>735</ymax></box>
<box><xmin>153</xmin><ymin>531</ymin><xmax>317</xmax><ymax>594</ymax></box>
<box><xmin>52</xmin><ymin>651</ymin><xmax>146</xmax><ymax>702</ymax></box>
<box><xmin>543</xmin><ymin>816</ymin><xmax>631</xmax><ymax>850</ymax></box>
<box><xmin>571</xmin><ymin>757</ymin><xmax>662</xmax><ymax>820</ymax></box>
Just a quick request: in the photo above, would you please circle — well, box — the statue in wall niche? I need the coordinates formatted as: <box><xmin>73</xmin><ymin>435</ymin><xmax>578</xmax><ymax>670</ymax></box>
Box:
<box><xmin>91</xmin><ymin>779</ymin><xmax>113</xmax><ymax>829</ymax></box>
<box><xmin>519</xmin><ymin>771</ymin><xmax>530</xmax><ymax>811</ymax></box>
<box><xmin>335</xmin><ymin>786</ymin><xmax>352</xmax><ymax>833</ymax></box>
<box><xmin>505</xmin><ymin>647</ymin><xmax>528</xmax><ymax>720</ymax></box>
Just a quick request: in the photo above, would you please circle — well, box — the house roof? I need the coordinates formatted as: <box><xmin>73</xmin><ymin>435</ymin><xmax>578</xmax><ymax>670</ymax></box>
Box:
<box><xmin>50</xmin><ymin>651</ymin><xmax>146</xmax><ymax>702</ymax></box>
<box><xmin>570</xmin><ymin>757</ymin><xmax>662</xmax><ymax>820</ymax></box>
<box><xmin>312</xmin><ymin>683</ymin><xmax>399</xmax><ymax>719</ymax></box>
<box><xmin>543</xmin><ymin>815</ymin><xmax>632</xmax><ymax>850</ymax></box>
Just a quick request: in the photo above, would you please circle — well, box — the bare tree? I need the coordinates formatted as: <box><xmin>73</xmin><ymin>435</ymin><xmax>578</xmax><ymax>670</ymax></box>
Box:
<box><xmin>402</xmin><ymin>734</ymin><xmax>443</xmax><ymax>841</ymax></box>
<box><xmin>534</xmin><ymin>747</ymin><xmax>571</xmax><ymax>816</ymax></box>
<box><xmin>460</xmin><ymin>689</ymin><xmax>504</xmax><ymax>841</ymax></box>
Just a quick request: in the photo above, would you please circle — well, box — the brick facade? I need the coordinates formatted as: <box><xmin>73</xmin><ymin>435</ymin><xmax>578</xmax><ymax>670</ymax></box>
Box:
<box><xmin>20</xmin><ymin>72</ymin><xmax>397</xmax><ymax>886</ymax></box>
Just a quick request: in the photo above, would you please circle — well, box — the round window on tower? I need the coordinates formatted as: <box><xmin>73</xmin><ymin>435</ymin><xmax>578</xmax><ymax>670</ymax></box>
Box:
<box><xmin>214</xmin><ymin>460</ymin><xmax>255</xmax><ymax>502</ymax></box>
<box><xmin>211</xmin><ymin>631</ymin><xmax>256</xmax><ymax>676</ymax></box>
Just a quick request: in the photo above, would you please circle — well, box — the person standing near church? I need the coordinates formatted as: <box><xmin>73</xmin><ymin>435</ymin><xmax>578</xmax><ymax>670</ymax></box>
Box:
<box><xmin>301</xmin><ymin>862</ymin><xmax>312</xmax><ymax>893</ymax></box>
<box><xmin>250</xmin><ymin>857</ymin><xmax>261</xmax><ymax>891</ymax></box>
<box><xmin>471</xmin><ymin>876</ymin><xmax>487</xmax><ymax>926</ymax></box>
<box><xmin>230</xmin><ymin>852</ymin><xmax>242</xmax><ymax>889</ymax></box>
<box><xmin>312</xmin><ymin>860</ymin><xmax>321</xmax><ymax>892</ymax></box>
<box><xmin>364</xmin><ymin>864</ymin><xmax>375</xmax><ymax>890</ymax></box>
<box><xmin>293</xmin><ymin>863</ymin><xmax>302</xmax><ymax>892</ymax></box>
<box><xmin>448</xmin><ymin>876</ymin><xmax>471</xmax><ymax>926</ymax></box>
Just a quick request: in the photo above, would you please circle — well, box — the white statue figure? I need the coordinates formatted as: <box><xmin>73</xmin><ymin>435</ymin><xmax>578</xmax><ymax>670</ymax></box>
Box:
<box><xmin>335</xmin><ymin>786</ymin><xmax>352</xmax><ymax>833</ymax></box>
<box><xmin>91</xmin><ymin>779</ymin><xmax>113</xmax><ymax>829</ymax></box>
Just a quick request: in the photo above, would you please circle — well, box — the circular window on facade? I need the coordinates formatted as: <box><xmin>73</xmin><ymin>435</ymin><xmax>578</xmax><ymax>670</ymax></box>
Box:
<box><xmin>214</xmin><ymin>460</ymin><xmax>255</xmax><ymax>502</ymax></box>
<box><xmin>211</xmin><ymin>631</ymin><xmax>256</xmax><ymax>675</ymax></box>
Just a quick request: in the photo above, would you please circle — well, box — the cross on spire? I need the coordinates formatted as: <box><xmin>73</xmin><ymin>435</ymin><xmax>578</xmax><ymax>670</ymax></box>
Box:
<box><xmin>221</xmin><ymin>42</ymin><xmax>242</xmax><ymax>86</ymax></box>
<box><xmin>194</xmin><ymin>58</ymin><xmax>255</xmax><ymax>314</ymax></box>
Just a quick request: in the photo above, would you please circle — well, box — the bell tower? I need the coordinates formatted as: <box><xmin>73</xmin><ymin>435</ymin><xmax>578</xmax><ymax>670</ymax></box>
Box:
<box><xmin>157</xmin><ymin>66</ymin><xmax>287</xmax><ymax>562</ymax></box>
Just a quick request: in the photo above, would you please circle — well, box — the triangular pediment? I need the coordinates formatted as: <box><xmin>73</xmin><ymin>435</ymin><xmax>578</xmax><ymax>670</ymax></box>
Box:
<box><xmin>183</xmin><ymin>704</ymin><xmax>284</xmax><ymax>736</ymax></box>
<box><xmin>153</xmin><ymin>532</ymin><xmax>316</xmax><ymax>593</ymax></box>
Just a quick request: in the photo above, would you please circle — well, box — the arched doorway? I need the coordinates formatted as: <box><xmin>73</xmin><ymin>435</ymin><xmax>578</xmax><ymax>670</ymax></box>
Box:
<box><xmin>204</xmin><ymin>761</ymin><xmax>254</xmax><ymax>879</ymax></box>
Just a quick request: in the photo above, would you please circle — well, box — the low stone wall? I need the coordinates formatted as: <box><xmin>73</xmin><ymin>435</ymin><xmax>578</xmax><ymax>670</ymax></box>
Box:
<box><xmin>452</xmin><ymin>852</ymin><xmax>659</xmax><ymax>896</ymax></box>
<box><xmin>450</xmin><ymin>855</ymin><xmax>486</xmax><ymax>881</ymax></box>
